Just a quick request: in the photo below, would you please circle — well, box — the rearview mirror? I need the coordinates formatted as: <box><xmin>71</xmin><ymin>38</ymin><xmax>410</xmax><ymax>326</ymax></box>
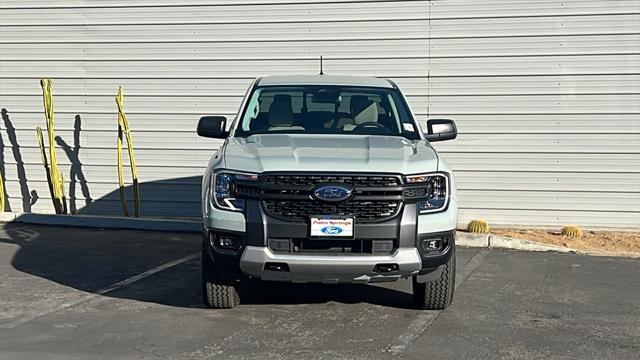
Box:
<box><xmin>197</xmin><ymin>116</ymin><xmax>228</xmax><ymax>138</ymax></box>
<box><xmin>424</xmin><ymin>119</ymin><xmax>457</xmax><ymax>142</ymax></box>
<box><xmin>311</xmin><ymin>90</ymin><xmax>340</xmax><ymax>104</ymax></box>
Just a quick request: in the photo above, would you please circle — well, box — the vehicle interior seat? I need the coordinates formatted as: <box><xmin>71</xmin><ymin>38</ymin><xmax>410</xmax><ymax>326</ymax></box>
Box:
<box><xmin>334</xmin><ymin>95</ymin><xmax>370</xmax><ymax>129</ymax></box>
<box><xmin>268</xmin><ymin>94</ymin><xmax>304</xmax><ymax>131</ymax></box>
<box><xmin>272</xmin><ymin>94</ymin><xmax>292</xmax><ymax>110</ymax></box>
<box><xmin>342</xmin><ymin>96</ymin><xmax>379</xmax><ymax>131</ymax></box>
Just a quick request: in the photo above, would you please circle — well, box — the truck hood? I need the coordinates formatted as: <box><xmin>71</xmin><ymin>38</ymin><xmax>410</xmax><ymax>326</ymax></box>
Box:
<box><xmin>222</xmin><ymin>134</ymin><xmax>439</xmax><ymax>174</ymax></box>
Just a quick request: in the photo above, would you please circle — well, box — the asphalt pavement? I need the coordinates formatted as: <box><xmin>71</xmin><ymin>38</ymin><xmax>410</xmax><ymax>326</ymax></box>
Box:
<box><xmin>0</xmin><ymin>223</ymin><xmax>638</xmax><ymax>360</ymax></box>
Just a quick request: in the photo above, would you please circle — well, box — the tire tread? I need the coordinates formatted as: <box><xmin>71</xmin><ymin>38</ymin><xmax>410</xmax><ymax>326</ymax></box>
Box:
<box><xmin>413</xmin><ymin>248</ymin><xmax>456</xmax><ymax>310</ymax></box>
<box><xmin>202</xmin><ymin>244</ymin><xmax>240</xmax><ymax>309</ymax></box>
<box><xmin>204</xmin><ymin>281</ymin><xmax>240</xmax><ymax>309</ymax></box>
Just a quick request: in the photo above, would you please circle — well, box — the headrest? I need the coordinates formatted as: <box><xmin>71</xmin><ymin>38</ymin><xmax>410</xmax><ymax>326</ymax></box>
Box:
<box><xmin>272</xmin><ymin>94</ymin><xmax>292</xmax><ymax>107</ymax></box>
<box><xmin>268</xmin><ymin>99</ymin><xmax>294</xmax><ymax>127</ymax></box>
<box><xmin>354</xmin><ymin>101</ymin><xmax>379</xmax><ymax>125</ymax></box>
<box><xmin>350</xmin><ymin>95</ymin><xmax>371</xmax><ymax>116</ymax></box>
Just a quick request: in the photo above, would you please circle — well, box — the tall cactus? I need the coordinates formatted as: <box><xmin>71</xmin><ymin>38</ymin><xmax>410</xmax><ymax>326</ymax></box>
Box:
<box><xmin>116</xmin><ymin>86</ymin><xmax>140</xmax><ymax>217</ymax></box>
<box><xmin>38</xmin><ymin>79</ymin><xmax>67</xmax><ymax>214</ymax></box>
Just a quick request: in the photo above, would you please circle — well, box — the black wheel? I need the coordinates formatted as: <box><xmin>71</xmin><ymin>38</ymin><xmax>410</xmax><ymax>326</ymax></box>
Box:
<box><xmin>412</xmin><ymin>247</ymin><xmax>456</xmax><ymax>310</ymax></box>
<box><xmin>202</xmin><ymin>245</ymin><xmax>240</xmax><ymax>309</ymax></box>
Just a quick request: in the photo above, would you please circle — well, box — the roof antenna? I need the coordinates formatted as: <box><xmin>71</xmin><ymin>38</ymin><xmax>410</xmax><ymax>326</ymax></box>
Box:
<box><xmin>319</xmin><ymin>56</ymin><xmax>324</xmax><ymax>75</ymax></box>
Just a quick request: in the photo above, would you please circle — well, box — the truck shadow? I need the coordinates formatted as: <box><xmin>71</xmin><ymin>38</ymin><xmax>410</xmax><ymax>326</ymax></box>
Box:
<box><xmin>238</xmin><ymin>280</ymin><xmax>415</xmax><ymax>309</ymax></box>
<box><xmin>3</xmin><ymin>213</ymin><xmax>415</xmax><ymax>311</ymax></box>
<box><xmin>74</xmin><ymin>176</ymin><xmax>203</xmax><ymax>218</ymax></box>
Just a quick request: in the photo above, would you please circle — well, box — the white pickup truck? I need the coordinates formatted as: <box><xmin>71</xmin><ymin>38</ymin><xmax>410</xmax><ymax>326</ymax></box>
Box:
<box><xmin>197</xmin><ymin>75</ymin><xmax>458</xmax><ymax>309</ymax></box>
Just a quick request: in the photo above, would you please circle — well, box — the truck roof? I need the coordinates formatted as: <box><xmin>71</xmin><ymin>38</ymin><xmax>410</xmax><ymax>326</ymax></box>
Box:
<box><xmin>258</xmin><ymin>75</ymin><xmax>394</xmax><ymax>88</ymax></box>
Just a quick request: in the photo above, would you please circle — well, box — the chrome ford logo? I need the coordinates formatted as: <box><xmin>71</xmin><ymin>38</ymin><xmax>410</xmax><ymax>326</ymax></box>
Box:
<box><xmin>321</xmin><ymin>226</ymin><xmax>343</xmax><ymax>235</ymax></box>
<box><xmin>313</xmin><ymin>185</ymin><xmax>353</xmax><ymax>202</ymax></box>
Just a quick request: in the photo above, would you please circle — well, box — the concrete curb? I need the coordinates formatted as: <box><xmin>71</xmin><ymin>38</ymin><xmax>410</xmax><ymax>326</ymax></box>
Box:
<box><xmin>0</xmin><ymin>212</ymin><xmax>202</xmax><ymax>233</ymax></box>
<box><xmin>457</xmin><ymin>232</ymin><xmax>577</xmax><ymax>253</ymax></box>
<box><xmin>0</xmin><ymin>212</ymin><xmax>17</xmax><ymax>222</ymax></box>
<box><xmin>456</xmin><ymin>232</ymin><xmax>490</xmax><ymax>247</ymax></box>
<box><xmin>489</xmin><ymin>234</ymin><xmax>574</xmax><ymax>253</ymax></box>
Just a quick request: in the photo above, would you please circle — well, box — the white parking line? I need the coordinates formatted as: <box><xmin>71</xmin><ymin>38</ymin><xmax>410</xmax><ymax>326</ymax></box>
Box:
<box><xmin>1</xmin><ymin>252</ymin><xmax>199</xmax><ymax>329</ymax></box>
<box><xmin>386</xmin><ymin>250</ymin><xmax>488</xmax><ymax>355</ymax></box>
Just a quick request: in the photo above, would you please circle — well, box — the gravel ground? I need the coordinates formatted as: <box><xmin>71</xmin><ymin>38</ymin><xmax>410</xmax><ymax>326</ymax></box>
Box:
<box><xmin>491</xmin><ymin>228</ymin><xmax>640</xmax><ymax>256</ymax></box>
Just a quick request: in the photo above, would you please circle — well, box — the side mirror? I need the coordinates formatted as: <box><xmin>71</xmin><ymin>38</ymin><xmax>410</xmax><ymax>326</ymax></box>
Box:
<box><xmin>424</xmin><ymin>119</ymin><xmax>457</xmax><ymax>142</ymax></box>
<box><xmin>197</xmin><ymin>116</ymin><xmax>228</xmax><ymax>138</ymax></box>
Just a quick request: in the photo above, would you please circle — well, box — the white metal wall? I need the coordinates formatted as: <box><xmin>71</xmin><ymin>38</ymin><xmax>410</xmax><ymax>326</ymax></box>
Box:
<box><xmin>0</xmin><ymin>0</ymin><xmax>639</xmax><ymax>228</ymax></box>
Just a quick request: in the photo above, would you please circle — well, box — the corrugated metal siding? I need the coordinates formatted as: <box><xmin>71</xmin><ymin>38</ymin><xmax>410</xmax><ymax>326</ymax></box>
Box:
<box><xmin>1</xmin><ymin>0</ymin><xmax>639</xmax><ymax>228</ymax></box>
<box><xmin>427</xmin><ymin>0</ymin><xmax>640</xmax><ymax>228</ymax></box>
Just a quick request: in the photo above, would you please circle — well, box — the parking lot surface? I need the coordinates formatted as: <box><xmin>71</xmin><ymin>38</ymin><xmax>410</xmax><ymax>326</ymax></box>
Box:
<box><xmin>0</xmin><ymin>223</ymin><xmax>638</xmax><ymax>360</ymax></box>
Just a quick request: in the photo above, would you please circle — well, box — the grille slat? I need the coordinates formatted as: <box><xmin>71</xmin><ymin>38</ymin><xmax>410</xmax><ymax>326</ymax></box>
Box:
<box><xmin>264</xmin><ymin>200</ymin><xmax>400</xmax><ymax>222</ymax></box>
<box><xmin>269</xmin><ymin>238</ymin><xmax>396</xmax><ymax>255</ymax></box>
<box><xmin>263</xmin><ymin>174</ymin><xmax>400</xmax><ymax>188</ymax></box>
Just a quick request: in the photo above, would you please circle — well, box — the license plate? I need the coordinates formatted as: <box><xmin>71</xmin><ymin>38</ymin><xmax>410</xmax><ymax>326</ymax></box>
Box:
<box><xmin>310</xmin><ymin>217</ymin><xmax>354</xmax><ymax>238</ymax></box>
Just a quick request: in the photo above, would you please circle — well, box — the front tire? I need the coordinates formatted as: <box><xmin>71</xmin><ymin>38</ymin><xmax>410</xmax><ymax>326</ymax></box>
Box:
<box><xmin>412</xmin><ymin>247</ymin><xmax>456</xmax><ymax>310</ymax></box>
<box><xmin>202</xmin><ymin>245</ymin><xmax>240</xmax><ymax>309</ymax></box>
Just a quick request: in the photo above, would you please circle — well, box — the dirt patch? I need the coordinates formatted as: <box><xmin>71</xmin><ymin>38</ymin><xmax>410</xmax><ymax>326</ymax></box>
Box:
<box><xmin>490</xmin><ymin>228</ymin><xmax>640</xmax><ymax>256</ymax></box>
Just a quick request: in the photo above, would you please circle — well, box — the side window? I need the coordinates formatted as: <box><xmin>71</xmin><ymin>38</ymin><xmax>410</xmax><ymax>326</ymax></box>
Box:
<box><xmin>241</xmin><ymin>89</ymin><xmax>262</xmax><ymax>131</ymax></box>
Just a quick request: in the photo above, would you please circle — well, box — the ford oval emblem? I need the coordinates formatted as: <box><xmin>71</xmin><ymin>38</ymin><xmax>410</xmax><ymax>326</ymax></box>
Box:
<box><xmin>313</xmin><ymin>185</ymin><xmax>353</xmax><ymax>202</ymax></box>
<box><xmin>321</xmin><ymin>226</ymin><xmax>343</xmax><ymax>235</ymax></box>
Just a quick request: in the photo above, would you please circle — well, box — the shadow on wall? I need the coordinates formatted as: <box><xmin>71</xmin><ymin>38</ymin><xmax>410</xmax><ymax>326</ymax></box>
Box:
<box><xmin>1</xmin><ymin>108</ymin><xmax>37</xmax><ymax>212</ymax></box>
<box><xmin>76</xmin><ymin>176</ymin><xmax>203</xmax><ymax>218</ymax></box>
<box><xmin>0</xmin><ymin>112</ymin><xmax>8</xmax><ymax>211</ymax></box>
<box><xmin>55</xmin><ymin>115</ymin><xmax>92</xmax><ymax>214</ymax></box>
<box><xmin>1</xmin><ymin>108</ymin><xmax>201</xmax><ymax>219</ymax></box>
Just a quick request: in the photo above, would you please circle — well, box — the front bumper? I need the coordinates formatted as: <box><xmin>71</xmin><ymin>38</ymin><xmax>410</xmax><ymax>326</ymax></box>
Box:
<box><xmin>239</xmin><ymin>246</ymin><xmax>422</xmax><ymax>283</ymax></box>
<box><xmin>204</xmin><ymin>199</ymin><xmax>457</xmax><ymax>283</ymax></box>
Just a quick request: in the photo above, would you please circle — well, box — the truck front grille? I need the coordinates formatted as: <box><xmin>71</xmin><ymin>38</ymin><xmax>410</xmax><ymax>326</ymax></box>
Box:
<box><xmin>246</xmin><ymin>173</ymin><xmax>404</xmax><ymax>223</ymax></box>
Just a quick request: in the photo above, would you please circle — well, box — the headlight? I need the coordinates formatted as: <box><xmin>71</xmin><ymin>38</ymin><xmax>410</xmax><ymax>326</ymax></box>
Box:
<box><xmin>211</xmin><ymin>171</ymin><xmax>259</xmax><ymax>211</ymax></box>
<box><xmin>405</xmin><ymin>173</ymin><xmax>449</xmax><ymax>214</ymax></box>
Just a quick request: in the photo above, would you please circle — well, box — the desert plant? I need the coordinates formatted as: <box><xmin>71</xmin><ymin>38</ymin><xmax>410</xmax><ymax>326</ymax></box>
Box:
<box><xmin>467</xmin><ymin>219</ymin><xmax>490</xmax><ymax>233</ymax></box>
<box><xmin>561</xmin><ymin>225</ymin><xmax>583</xmax><ymax>237</ymax></box>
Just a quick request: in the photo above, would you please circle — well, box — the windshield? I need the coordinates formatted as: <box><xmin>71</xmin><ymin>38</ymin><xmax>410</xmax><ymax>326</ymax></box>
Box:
<box><xmin>234</xmin><ymin>85</ymin><xmax>421</xmax><ymax>140</ymax></box>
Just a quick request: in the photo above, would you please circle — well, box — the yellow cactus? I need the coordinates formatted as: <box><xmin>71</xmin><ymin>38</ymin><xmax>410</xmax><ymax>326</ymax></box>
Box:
<box><xmin>116</xmin><ymin>86</ymin><xmax>140</xmax><ymax>217</ymax></box>
<box><xmin>38</xmin><ymin>79</ymin><xmax>67</xmax><ymax>214</ymax></box>
<box><xmin>561</xmin><ymin>225</ymin><xmax>583</xmax><ymax>237</ymax></box>
<box><xmin>467</xmin><ymin>219</ymin><xmax>490</xmax><ymax>233</ymax></box>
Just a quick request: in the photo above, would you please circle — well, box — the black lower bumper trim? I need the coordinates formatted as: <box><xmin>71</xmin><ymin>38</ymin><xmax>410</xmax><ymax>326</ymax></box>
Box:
<box><xmin>417</xmin><ymin>230</ymin><xmax>456</xmax><ymax>269</ymax></box>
